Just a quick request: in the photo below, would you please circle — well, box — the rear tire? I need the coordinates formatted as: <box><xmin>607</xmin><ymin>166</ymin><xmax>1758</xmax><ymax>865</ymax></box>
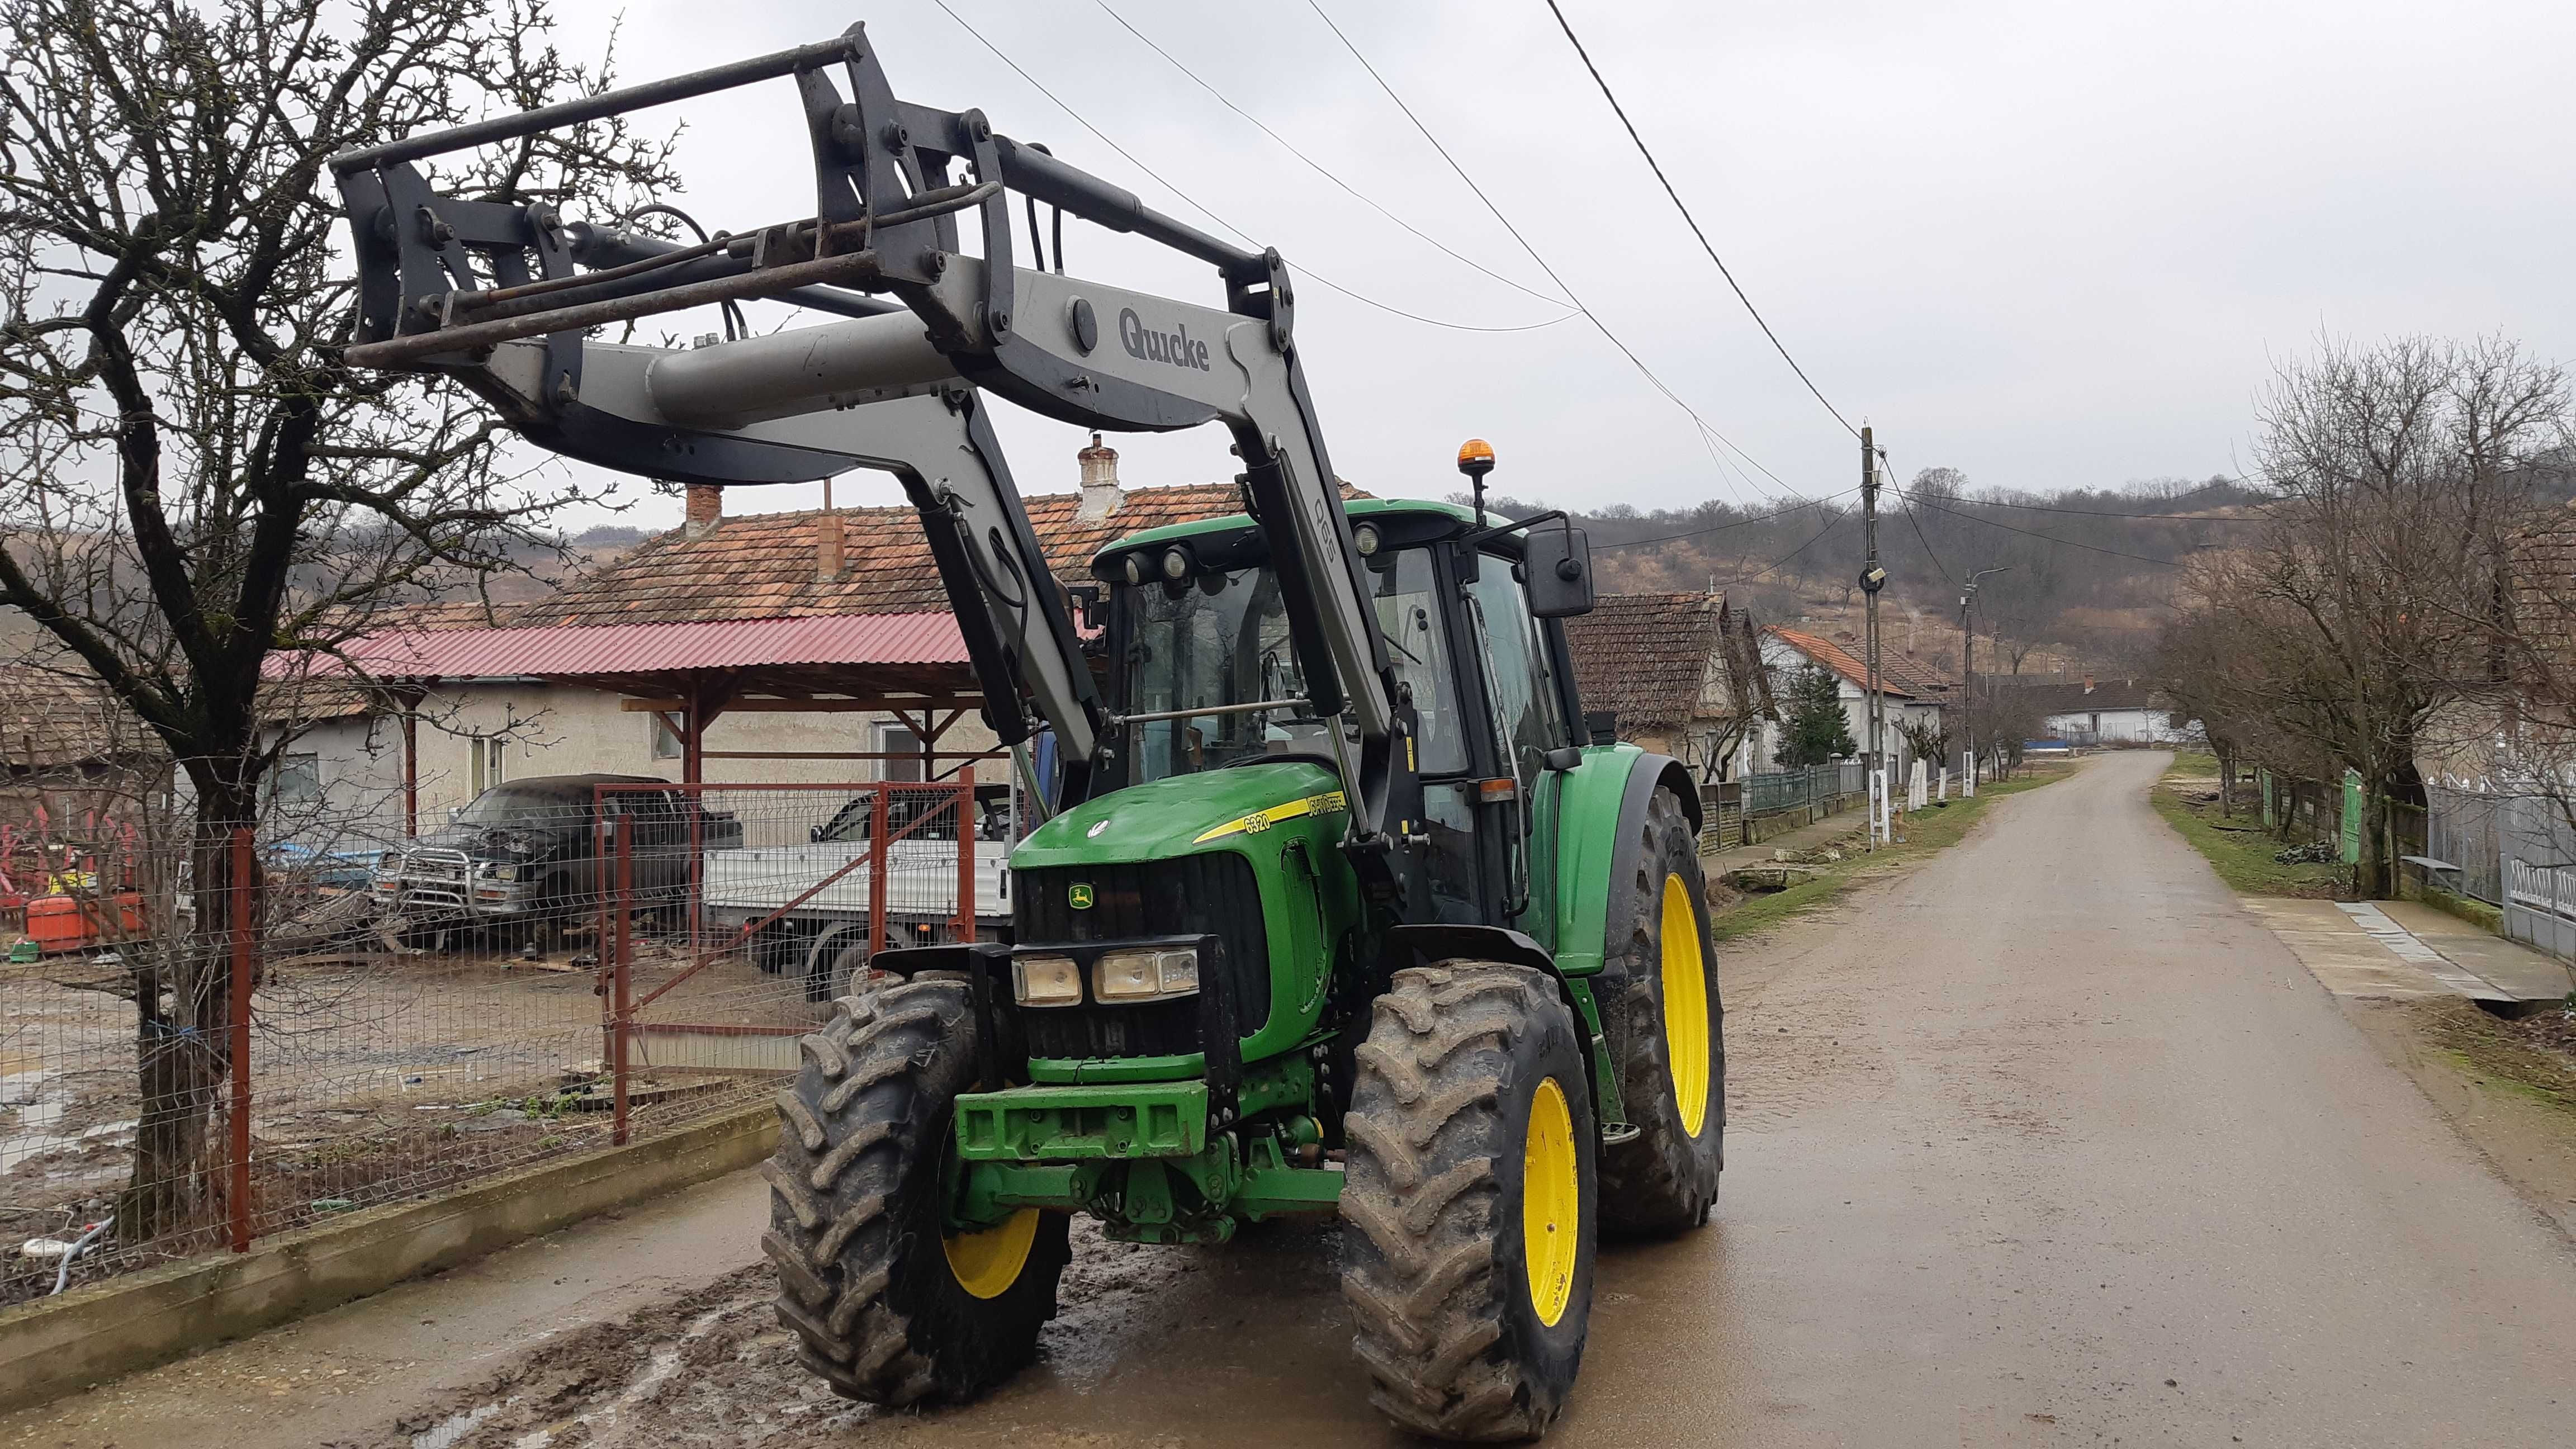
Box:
<box><xmin>765</xmin><ymin>978</ymin><xmax>1069</xmax><ymax>1406</ymax></box>
<box><xmin>1341</xmin><ymin>962</ymin><xmax>1597</xmax><ymax>1441</ymax></box>
<box><xmin>1597</xmin><ymin>785</ymin><xmax>1724</xmax><ymax>1237</ymax></box>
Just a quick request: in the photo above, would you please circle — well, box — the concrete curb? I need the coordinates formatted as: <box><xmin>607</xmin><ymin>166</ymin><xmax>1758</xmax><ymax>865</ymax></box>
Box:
<box><xmin>0</xmin><ymin>1103</ymin><xmax>779</xmax><ymax>1415</ymax></box>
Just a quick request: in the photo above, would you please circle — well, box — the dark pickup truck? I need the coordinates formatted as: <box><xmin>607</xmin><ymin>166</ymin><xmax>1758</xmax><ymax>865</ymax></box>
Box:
<box><xmin>371</xmin><ymin>774</ymin><xmax>740</xmax><ymax>952</ymax></box>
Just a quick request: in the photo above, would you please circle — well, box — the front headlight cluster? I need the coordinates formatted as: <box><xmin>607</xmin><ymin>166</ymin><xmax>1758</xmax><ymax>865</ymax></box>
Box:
<box><xmin>1011</xmin><ymin>947</ymin><xmax>1200</xmax><ymax>1007</ymax></box>
<box><xmin>474</xmin><ymin>860</ymin><xmax>521</xmax><ymax>882</ymax></box>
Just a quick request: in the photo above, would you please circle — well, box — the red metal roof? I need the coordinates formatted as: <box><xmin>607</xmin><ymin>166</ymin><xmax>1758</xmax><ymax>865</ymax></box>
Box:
<box><xmin>297</xmin><ymin>613</ymin><xmax>969</xmax><ymax>680</ymax></box>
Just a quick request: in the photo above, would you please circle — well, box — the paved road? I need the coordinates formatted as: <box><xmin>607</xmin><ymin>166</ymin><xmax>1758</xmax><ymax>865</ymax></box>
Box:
<box><xmin>12</xmin><ymin>750</ymin><xmax>2575</xmax><ymax>1447</ymax></box>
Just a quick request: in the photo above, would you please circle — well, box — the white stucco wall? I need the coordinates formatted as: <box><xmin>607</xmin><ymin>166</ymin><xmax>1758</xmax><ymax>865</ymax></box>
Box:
<box><xmin>278</xmin><ymin>681</ymin><xmax>1005</xmax><ymax>840</ymax></box>
<box><xmin>2042</xmin><ymin>704</ymin><xmax>2183</xmax><ymax>745</ymax></box>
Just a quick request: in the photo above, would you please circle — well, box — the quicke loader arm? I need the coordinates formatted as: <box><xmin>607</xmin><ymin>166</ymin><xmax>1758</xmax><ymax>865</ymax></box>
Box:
<box><xmin>328</xmin><ymin>20</ymin><xmax>1407</xmax><ymax>865</ymax></box>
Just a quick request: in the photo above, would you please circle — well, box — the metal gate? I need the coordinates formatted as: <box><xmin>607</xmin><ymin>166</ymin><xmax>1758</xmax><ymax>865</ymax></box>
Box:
<box><xmin>593</xmin><ymin>776</ymin><xmax>989</xmax><ymax>1144</ymax></box>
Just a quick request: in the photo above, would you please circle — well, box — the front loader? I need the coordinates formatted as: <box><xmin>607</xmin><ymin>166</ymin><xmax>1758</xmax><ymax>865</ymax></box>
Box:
<box><xmin>333</xmin><ymin>22</ymin><xmax>1722</xmax><ymax>1439</ymax></box>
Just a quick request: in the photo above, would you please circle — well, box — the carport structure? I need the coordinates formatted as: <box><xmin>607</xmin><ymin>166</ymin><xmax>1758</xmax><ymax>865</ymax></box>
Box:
<box><xmin>316</xmin><ymin>471</ymin><xmax>1257</xmax><ymax>835</ymax></box>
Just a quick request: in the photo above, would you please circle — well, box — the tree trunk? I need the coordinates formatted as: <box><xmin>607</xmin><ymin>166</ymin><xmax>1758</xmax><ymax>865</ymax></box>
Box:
<box><xmin>2216</xmin><ymin>747</ymin><xmax>2237</xmax><ymax>818</ymax></box>
<box><xmin>119</xmin><ymin>776</ymin><xmax>258</xmax><ymax>1243</ymax></box>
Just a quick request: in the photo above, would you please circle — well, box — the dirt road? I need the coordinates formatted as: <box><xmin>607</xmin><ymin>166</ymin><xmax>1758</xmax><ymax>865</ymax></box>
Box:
<box><xmin>12</xmin><ymin>750</ymin><xmax>2576</xmax><ymax>1447</ymax></box>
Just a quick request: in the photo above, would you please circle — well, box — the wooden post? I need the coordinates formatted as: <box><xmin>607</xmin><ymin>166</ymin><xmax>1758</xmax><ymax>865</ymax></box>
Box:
<box><xmin>956</xmin><ymin>765</ymin><xmax>977</xmax><ymax>944</ymax></box>
<box><xmin>401</xmin><ymin>706</ymin><xmax>419</xmax><ymax>841</ymax></box>
<box><xmin>228</xmin><ymin>827</ymin><xmax>254</xmax><ymax>1254</ymax></box>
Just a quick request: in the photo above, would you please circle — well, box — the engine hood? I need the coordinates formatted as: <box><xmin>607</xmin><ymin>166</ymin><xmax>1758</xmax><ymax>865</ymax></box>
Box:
<box><xmin>1011</xmin><ymin>760</ymin><xmax>1346</xmax><ymax>868</ymax></box>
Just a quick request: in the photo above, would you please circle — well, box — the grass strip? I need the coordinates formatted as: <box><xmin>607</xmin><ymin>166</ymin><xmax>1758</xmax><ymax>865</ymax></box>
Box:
<box><xmin>2148</xmin><ymin>754</ymin><xmax>2346</xmax><ymax>899</ymax></box>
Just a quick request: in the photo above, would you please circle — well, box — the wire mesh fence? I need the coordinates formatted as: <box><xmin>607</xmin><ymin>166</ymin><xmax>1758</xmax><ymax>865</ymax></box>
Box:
<box><xmin>1739</xmin><ymin>761</ymin><xmax>1871</xmax><ymax>820</ymax></box>
<box><xmin>0</xmin><ymin>774</ymin><xmax>991</xmax><ymax>1306</ymax></box>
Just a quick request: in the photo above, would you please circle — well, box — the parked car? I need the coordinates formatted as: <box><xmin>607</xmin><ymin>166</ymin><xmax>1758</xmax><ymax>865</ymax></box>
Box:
<box><xmin>707</xmin><ymin>784</ymin><xmax>1014</xmax><ymax>998</ymax></box>
<box><xmin>372</xmin><ymin>774</ymin><xmax>741</xmax><ymax>953</ymax></box>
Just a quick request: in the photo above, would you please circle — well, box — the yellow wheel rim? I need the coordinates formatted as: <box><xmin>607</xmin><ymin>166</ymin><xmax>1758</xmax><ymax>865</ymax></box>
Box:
<box><xmin>1660</xmin><ymin>873</ymin><xmax>1713</xmax><ymax>1138</ymax></box>
<box><xmin>1521</xmin><ymin>1077</ymin><xmax>1579</xmax><ymax>1327</ymax></box>
<box><xmin>943</xmin><ymin>1208</ymin><xmax>1039</xmax><ymax>1299</ymax></box>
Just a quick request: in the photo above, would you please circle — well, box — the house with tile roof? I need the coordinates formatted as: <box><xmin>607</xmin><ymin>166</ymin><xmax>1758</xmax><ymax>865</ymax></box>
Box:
<box><xmin>283</xmin><ymin>437</ymin><xmax>1287</xmax><ymax>833</ymax></box>
<box><xmin>1759</xmin><ymin>625</ymin><xmax>1957</xmax><ymax>778</ymax></box>
<box><xmin>1988</xmin><ymin>676</ymin><xmax>2183</xmax><ymax>746</ymax></box>
<box><xmin>1561</xmin><ymin>591</ymin><xmax>1775</xmax><ymax>780</ymax></box>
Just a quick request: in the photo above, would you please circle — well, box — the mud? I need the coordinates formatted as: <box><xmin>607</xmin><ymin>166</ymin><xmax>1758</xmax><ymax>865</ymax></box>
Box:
<box><xmin>16</xmin><ymin>752</ymin><xmax>2576</xmax><ymax>1447</ymax></box>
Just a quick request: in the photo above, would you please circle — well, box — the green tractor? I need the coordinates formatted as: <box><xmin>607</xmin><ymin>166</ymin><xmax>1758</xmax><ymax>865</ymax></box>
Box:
<box><xmin>334</xmin><ymin>24</ymin><xmax>1721</xmax><ymax>1438</ymax></box>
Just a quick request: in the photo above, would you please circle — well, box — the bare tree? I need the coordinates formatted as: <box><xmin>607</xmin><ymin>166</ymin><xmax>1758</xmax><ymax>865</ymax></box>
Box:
<box><xmin>0</xmin><ymin>0</ymin><xmax>675</xmax><ymax>1239</ymax></box>
<box><xmin>2162</xmin><ymin>335</ymin><xmax>2569</xmax><ymax>896</ymax></box>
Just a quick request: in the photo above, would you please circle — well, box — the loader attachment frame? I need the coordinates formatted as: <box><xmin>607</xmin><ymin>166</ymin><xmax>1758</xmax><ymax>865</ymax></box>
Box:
<box><xmin>329</xmin><ymin>21</ymin><xmax>1411</xmax><ymax>891</ymax></box>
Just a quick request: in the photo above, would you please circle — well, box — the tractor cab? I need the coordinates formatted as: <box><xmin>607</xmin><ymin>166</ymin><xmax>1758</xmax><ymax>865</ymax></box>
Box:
<box><xmin>1086</xmin><ymin>498</ymin><xmax>1594</xmax><ymax>937</ymax></box>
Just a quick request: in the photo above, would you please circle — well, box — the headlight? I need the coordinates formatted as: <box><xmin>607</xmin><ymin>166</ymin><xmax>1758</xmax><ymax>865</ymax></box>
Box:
<box><xmin>377</xmin><ymin>851</ymin><xmax>401</xmax><ymax>871</ymax></box>
<box><xmin>1093</xmin><ymin>947</ymin><xmax>1200</xmax><ymax>1002</ymax></box>
<box><xmin>475</xmin><ymin>860</ymin><xmax>521</xmax><ymax>881</ymax></box>
<box><xmin>1012</xmin><ymin>954</ymin><xmax>1082</xmax><ymax>1007</ymax></box>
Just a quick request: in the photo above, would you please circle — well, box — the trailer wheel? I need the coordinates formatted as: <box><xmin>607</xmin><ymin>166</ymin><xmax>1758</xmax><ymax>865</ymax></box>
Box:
<box><xmin>1597</xmin><ymin>784</ymin><xmax>1723</xmax><ymax>1236</ymax></box>
<box><xmin>766</xmin><ymin>978</ymin><xmax>1069</xmax><ymax>1406</ymax></box>
<box><xmin>1341</xmin><ymin>962</ymin><xmax>1596</xmax><ymax>1441</ymax></box>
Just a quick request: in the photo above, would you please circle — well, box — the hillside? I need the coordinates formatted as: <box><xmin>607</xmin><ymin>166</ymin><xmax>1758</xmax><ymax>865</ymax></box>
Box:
<box><xmin>1481</xmin><ymin>475</ymin><xmax>2267</xmax><ymax>673</ymax></box>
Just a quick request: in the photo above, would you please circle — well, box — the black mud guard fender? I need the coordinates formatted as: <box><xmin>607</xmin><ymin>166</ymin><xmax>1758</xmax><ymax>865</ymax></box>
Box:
<box><xmin>1381</xmin><ymin>922</ymin><xmax>1607</xmax><ymax>1135</ymax></box>
<box><xmin>1598</xmin><ymin>752</ymin><xmax>1699</xmax><ymax>989</ymax></box>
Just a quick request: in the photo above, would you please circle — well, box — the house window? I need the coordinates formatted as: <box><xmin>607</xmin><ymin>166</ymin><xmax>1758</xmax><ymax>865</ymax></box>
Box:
<box><xmin>877</xmin><ymin>722</ymin><xmax>923</xmax><ymax>782</ymax></box>
<box><xmin>471</xmin><ymin>736</ymin><xmax>507</xmax><ymax>795</ymax></box>
<box><xmin>271</xmin><ymin>752</ymin><xmax>321</xmax><ymax>804</ymax></box>
<box><xmin>650</xmin><ymin>713</ymin><xmax>683</xmax><ymax>760</ymax></box>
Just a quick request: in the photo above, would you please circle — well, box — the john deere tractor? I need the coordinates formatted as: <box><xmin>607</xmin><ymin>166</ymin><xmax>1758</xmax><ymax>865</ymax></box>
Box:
<box><xmin>335</xmin><ymin>22</ymin><xmax>1721</xmax><ymax>1438</ymax></box>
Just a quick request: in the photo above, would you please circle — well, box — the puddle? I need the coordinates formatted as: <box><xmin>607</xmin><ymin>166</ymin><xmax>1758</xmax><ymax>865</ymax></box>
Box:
<box><xmin>412</xmin><ymin>1398</ymin><xmax>512</xmax><ymax>1449</ymax></box>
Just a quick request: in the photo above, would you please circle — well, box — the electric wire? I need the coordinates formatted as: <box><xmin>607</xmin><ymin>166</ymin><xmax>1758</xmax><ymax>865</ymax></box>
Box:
<box><xmin>1090</xmin><ymin>0</ymin><xmax>1573</xmax><ymax>312</ymax></box>
<box><xmin>1897</xmin><ymin>487</ymin><xmax>2187</xmax><ymax>567</ymax></box>
<box><xmin>1592</xmin><ymin>486</ymin><xmax>1860</xmax><ymax>552</ymax></box>
<box><xmin>1304</xmin><ymin>0</ymin><xmax>1791</xmax><ymax>504</ymax></box>
<box><xmin>1540</xmin><ymin>0</ymin><xmax>1860</xmax><ymax>439</ymax></box>
<box><xmin>929</xmin><ymin>0</ymin><xmax>1573</xmax><ymax>334</ymax></box>
<box><xmin>1878</xmin><ymin>447</ymin><xmax>1958</xmax><ymax>587</ymax></box>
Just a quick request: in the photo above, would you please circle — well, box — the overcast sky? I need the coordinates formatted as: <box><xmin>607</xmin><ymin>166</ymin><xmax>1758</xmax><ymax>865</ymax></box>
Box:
<box><xmin>531</xmin><ymin>0</ymin><xmax>2576</xmax><ymax>530</ymax></box>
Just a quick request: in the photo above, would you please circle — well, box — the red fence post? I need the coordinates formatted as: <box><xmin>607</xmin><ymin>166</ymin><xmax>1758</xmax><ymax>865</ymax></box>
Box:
<box><xmin>869</xmin><ymin>785</ymin><xmax>889</xmax><ymax>959</ymax></box>
<box><xmin>956</xmin><ymin>767</ymin><xmax>976</xmax><ymax>944</ymax></box>
<box><xmin>228</xmin><ymin>826</ymin><xmax>254</xmax><ymax>1254</ymax></box>
<box><xmin>613</xmin><ymin>820</ymin><xmax>633</xmax><ymax>1147</ymax></box>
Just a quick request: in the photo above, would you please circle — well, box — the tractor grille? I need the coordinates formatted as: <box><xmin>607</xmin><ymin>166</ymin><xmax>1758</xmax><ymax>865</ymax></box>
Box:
<box><xmin>1014</xmin><ymin>853</ymin><xmax>1268</xmax><ymax>1060</ymax></box>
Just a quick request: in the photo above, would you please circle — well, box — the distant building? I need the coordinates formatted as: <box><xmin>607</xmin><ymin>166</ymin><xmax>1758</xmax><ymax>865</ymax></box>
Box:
<box><xmin>1759</xmin><ymin>626</ymin><xmax>1955</xmax><ymax>775</ymax></box>
<box><xmin>1561</xmin><ymin>591</ymin><xmax>1773</xmax><ymax>779</ymax></box>
<box><xmin>2000</xmin><ymin>676</ymin><xmax>2183</xmax><ymax>746</ymax></box>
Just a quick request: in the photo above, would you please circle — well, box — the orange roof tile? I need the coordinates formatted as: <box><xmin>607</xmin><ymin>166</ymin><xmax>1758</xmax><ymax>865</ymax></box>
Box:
<box><xmin>509</xmin><ymin>483</ymin><xmax>1266</xmax><ymax>628</ymax></box>
<box><xmin>1764</xmin><ymin>626</ymin><xmax>1919</xmax><ymax>699</ymax></box>
<box><xmin>1563</xmin><ymin>593</ymin><xmax>1729</xmax><ymax>730</ymax></box>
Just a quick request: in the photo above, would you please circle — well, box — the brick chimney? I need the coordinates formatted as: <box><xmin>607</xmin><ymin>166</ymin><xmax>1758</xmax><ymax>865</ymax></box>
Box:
<box><xmin>684</xmin><ymin>482</ymin><xmax>722</xmax><ymax>539</ymax></box>
<box><xmin>2082</xmin><ymin>674</ymin><xmax>2095</xmax><ymax>694</ymax></box>
<box><xmin>816</xmin><ymin>510</ymin><xmax>846</xmax><ymax>580</ymax></box>
<box><xmin>1077</xmin><ymin>433</ymin><xmax>1123</xmax><ymax>522</ymax></box>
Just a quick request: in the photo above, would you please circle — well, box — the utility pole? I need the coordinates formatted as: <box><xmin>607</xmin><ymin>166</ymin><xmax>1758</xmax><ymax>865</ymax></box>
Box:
<box><xmin>1959</xmin><ymin>565</ymin><xmax>2012</xmax><ymax>793</ymax></box>
<box><xmin>1859</xmin><ymin>427</ymin><xmax>1887</xmax><ymax>845</ymax></box>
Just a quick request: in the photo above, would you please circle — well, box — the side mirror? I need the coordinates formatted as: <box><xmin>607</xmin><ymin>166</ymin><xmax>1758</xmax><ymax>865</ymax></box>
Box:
<box><xmin>809</xmin><ymin>825</ymin><xmax>827</xmax><ymax>843</ymax></box>
<box><xmin>1524</xmin><ymin>524</ymin><xmax>1595</xmax><ymax>618</ymax></box>
<box><xmin>447</xmin><ymin>806</ymin><xmax>464</xmax><ymax>822</ymax></box>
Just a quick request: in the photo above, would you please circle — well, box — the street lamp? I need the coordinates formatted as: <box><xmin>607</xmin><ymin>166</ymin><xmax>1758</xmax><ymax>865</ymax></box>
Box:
<box><xmin>1960</xmin><ymin>566</ymin><xmax>2012</xmax><ymax>788</ymax></box>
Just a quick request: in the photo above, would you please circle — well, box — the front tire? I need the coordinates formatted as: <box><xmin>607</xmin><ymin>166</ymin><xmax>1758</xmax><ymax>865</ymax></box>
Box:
<box><xmin>765</xmin><ymin>978</ymin><xmax>1069</xmax><ymax>1405</ymax></box>
<box><xmin>1341</xmin><ymin>962</ymin><xmax>1598</xmax><ymax>1441</ymax></box>
<box><xmin>1597</xmin><ymin>785</ymin><xmax>1724</xmax><ymax>1236</ymax></box>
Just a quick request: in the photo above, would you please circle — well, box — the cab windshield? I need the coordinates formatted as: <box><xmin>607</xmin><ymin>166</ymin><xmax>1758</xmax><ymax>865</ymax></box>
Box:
<box><xmin>1114</xmin><ymin>547</ymin><xmax>1468</xmax><ymax>784</ymax></box>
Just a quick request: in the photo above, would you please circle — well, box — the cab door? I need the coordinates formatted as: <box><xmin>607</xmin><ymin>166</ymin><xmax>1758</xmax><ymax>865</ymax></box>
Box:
<box><xmin>1451</xmin><ymin>549</ymin><xmax>1577</xmax><ymax>939</ymax></box>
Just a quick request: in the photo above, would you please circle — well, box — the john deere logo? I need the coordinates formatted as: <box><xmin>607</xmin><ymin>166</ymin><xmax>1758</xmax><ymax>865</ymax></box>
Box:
<box><xmin>1068</xmin><ymin>883</ymin><xmax>1094</xmax><ymax>910</ymax></box>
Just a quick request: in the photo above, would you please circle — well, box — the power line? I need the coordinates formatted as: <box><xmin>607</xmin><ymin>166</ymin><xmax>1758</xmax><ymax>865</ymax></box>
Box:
<box><xmin>929</xmin><ymin>0</ymin><xmax>1573</xmax><ymax>334</ymax></box>
<box><xmin>1089</xmin><ymin>0</ymin><xmax>1572</xmax><ymax>312</ymax></box>
<box><xmin>1593</xmin><ymin>486</ymin><xmax>1859</xmax><ymax>552</ymax></box>
<box><xmin>1745</xmin><ymin>498</ymin><xmax>1856</xmax><ymax>578</ymax></box>
<box><xmin>1878</xmin><ymin>446</ymin><xmax>1957</xmax><ymax>586</ymax></box>
<box><xmin>1304</xmin><ymin>0</ymin><xmax>1792</xmax><ymax>505</ymax></box>
<box><xmin>1898</xmin><ymin>488</ymin><xmax>2187</xmax><ymax>567</ymax></box>
<box><xmin>1540</xmin><ymin>0</ymin><xmax>1858</xmax><ymax>439</ymax></box>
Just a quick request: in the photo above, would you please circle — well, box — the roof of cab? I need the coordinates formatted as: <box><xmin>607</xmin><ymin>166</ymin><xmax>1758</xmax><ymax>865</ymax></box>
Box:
<box><xmin>1095</xmin><ymin>497</ymin><xmax>1491</xmax><ymax>565</ymax></box>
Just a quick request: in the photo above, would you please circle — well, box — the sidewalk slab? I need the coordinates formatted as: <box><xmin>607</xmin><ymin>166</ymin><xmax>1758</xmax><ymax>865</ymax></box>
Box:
<box><xmin>2239</xmin><ymin>898</ymin><xmax>2455</xmax><ymax>1000</ymax></box>
<box><xmin>2378</xmin><ymin>901</ymin><xmax>2574</xmax><ymax>1002</ymax></box>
